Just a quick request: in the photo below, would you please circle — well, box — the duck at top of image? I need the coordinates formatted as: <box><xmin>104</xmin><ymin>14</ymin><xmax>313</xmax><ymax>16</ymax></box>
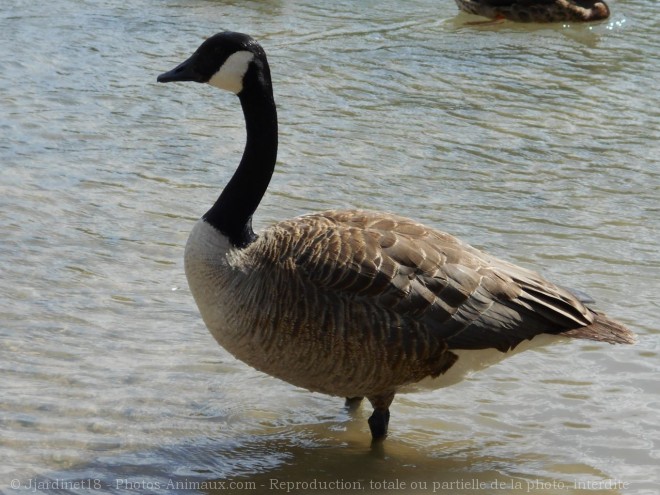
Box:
<box><xmin>454</xmin><ymin>0</ymin><xmax>610</xmax><ymax>23</ymax></box>
<box><xmin>156</xmin><ymin>31</ymin><xmax>634</xmax><ymax>442</ymax></box>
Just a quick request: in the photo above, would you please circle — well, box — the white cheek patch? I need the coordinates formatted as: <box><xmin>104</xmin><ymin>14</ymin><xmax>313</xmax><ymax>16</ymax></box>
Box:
<box><xmin>208</xmin><ymin>50</ymin><xmax>255</xmax><ymax>94</ymax></box>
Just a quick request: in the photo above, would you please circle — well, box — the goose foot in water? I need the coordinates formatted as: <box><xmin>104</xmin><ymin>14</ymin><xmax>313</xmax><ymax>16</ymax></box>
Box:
<box><xmin>344</xmin><ymin>396</ymin><xmax>364</xmax><ymax>410</ymax></box>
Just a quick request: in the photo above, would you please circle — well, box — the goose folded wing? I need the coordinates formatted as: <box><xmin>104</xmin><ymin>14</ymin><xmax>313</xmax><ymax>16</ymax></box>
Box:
<box><xmin>278</xmin><ymin>210</ymin><xmax>594</xmax><ymax>353</ymax></box>
<box><xmin>435</xmin><ymin>258</ymin><xmax>595</xmax><ymax>351</ymax></box>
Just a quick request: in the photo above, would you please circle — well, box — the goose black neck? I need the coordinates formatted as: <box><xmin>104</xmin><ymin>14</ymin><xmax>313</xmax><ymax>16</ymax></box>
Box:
<box><xmin>203</xmin><ymin>62</ymin><xmax>278</xmax><ymax>248</ymax></box>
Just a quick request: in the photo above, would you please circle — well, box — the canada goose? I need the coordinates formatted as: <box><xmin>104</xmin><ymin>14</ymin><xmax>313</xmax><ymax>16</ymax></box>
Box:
<box><xmin>454</xmin><ymin>0</ymin><xmax>610</xmax><ymax>23</ymax></box>
<box><xmin>157</xmin><ymin>32</ymin><xmax>635</xmax><ymax>441</ymax></box>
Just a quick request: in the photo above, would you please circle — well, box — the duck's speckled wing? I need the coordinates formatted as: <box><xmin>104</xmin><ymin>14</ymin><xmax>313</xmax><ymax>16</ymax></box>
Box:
<box><xmin>475</xmin><ymin>0</ymin><xmax>556</xmax><ymax>6</ymax></box>
<box><xmin>455</xmin><ymin>0</ymin><xmax>610</xmax><ymax>23</ymax></box>
<box><xmin>270</xmin><ymin>209</ymin><xmax>630</xmax><ymax>352</ymax></box>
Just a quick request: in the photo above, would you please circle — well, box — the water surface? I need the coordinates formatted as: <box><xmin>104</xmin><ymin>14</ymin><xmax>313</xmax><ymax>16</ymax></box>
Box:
<box><xmin>1</xmin><ymin>0</ymin><xmax>658</xmax><ymax>493</ymax></box>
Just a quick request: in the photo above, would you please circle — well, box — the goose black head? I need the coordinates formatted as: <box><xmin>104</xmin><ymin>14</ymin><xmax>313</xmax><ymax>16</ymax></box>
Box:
<box><xmin>157</xmin><ymin>32</ymin><xmax>267</xmax><ymax>95</ymax></box>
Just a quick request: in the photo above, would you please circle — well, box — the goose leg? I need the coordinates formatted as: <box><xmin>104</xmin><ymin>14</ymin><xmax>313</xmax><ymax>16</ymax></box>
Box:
<box><xmin>368</xmin><ymin>409</ymin><xmax>390</xmax><ymax>440</ymax></box>
<box><xmin>344</xmin><ymin>396</ymin><xmax>364</xmax><ymax>410</ymax></box>
<box><xmin>367</xmin><ymin>392</ymin><xmax>395</xmax><ymax>441</ymax></box>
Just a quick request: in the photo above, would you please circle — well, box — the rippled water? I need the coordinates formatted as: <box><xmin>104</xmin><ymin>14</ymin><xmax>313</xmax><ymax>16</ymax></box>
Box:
<box><xmin>1</xmin><ymin>0</ymin><xmax>658</xmax><ymax>493</ymax></box>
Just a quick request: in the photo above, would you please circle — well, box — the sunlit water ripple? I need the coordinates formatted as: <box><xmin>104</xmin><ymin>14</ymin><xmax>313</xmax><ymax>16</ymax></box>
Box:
<box><xmin>1</xmin><ymin>0</ymin><xmax>658</xmax><ymax>493</ymax></box>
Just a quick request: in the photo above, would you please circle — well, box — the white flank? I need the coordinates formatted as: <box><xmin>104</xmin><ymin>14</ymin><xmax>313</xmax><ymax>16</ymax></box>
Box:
<box><xmin>208</xmin><ymin>50</ymin><xmax>255</xmax><ymax>94</ymax></box>
<box><xmin>401</xmin><ymin>333</ymin><xmax>564</xmax><ymax>392</ymax></box>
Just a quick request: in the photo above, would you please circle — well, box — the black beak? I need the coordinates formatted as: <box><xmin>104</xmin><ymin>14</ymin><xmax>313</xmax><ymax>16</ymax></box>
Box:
<box><xmin>157</xmin><ymin>52</ymin><xmax>204</xmax><ymax>83</ymax></box>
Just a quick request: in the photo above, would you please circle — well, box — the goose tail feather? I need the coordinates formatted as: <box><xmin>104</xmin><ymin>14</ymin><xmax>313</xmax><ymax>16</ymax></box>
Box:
<box><xmin>561</xmin><ymin>313</ymin><xmax>636</xmax><ymax>345</ymax></box>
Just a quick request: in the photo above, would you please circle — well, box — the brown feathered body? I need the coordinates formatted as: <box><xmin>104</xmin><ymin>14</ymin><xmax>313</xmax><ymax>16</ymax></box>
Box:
<box><xmin>454</xmin><ymin>0</ymin><xmax>610</xmax><ymax>22</ymax></box>
<box><xmin>184</xmin><ymin>209</ymin><xmax>634</xmax><ymax>402</ymax></box>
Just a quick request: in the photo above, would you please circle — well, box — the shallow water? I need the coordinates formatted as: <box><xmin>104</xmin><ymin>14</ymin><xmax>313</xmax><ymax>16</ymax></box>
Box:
<box><xmin>1</xmin><ymin>0</ymin><xmax>658</xmax><ymax>493</ymax></box>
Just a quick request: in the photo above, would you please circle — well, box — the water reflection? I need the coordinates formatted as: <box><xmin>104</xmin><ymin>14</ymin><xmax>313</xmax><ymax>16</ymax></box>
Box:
<box><xmin>42</xmin><ymin>421</ymin><xmax>632</xmax><ymax>495</ymax></box>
